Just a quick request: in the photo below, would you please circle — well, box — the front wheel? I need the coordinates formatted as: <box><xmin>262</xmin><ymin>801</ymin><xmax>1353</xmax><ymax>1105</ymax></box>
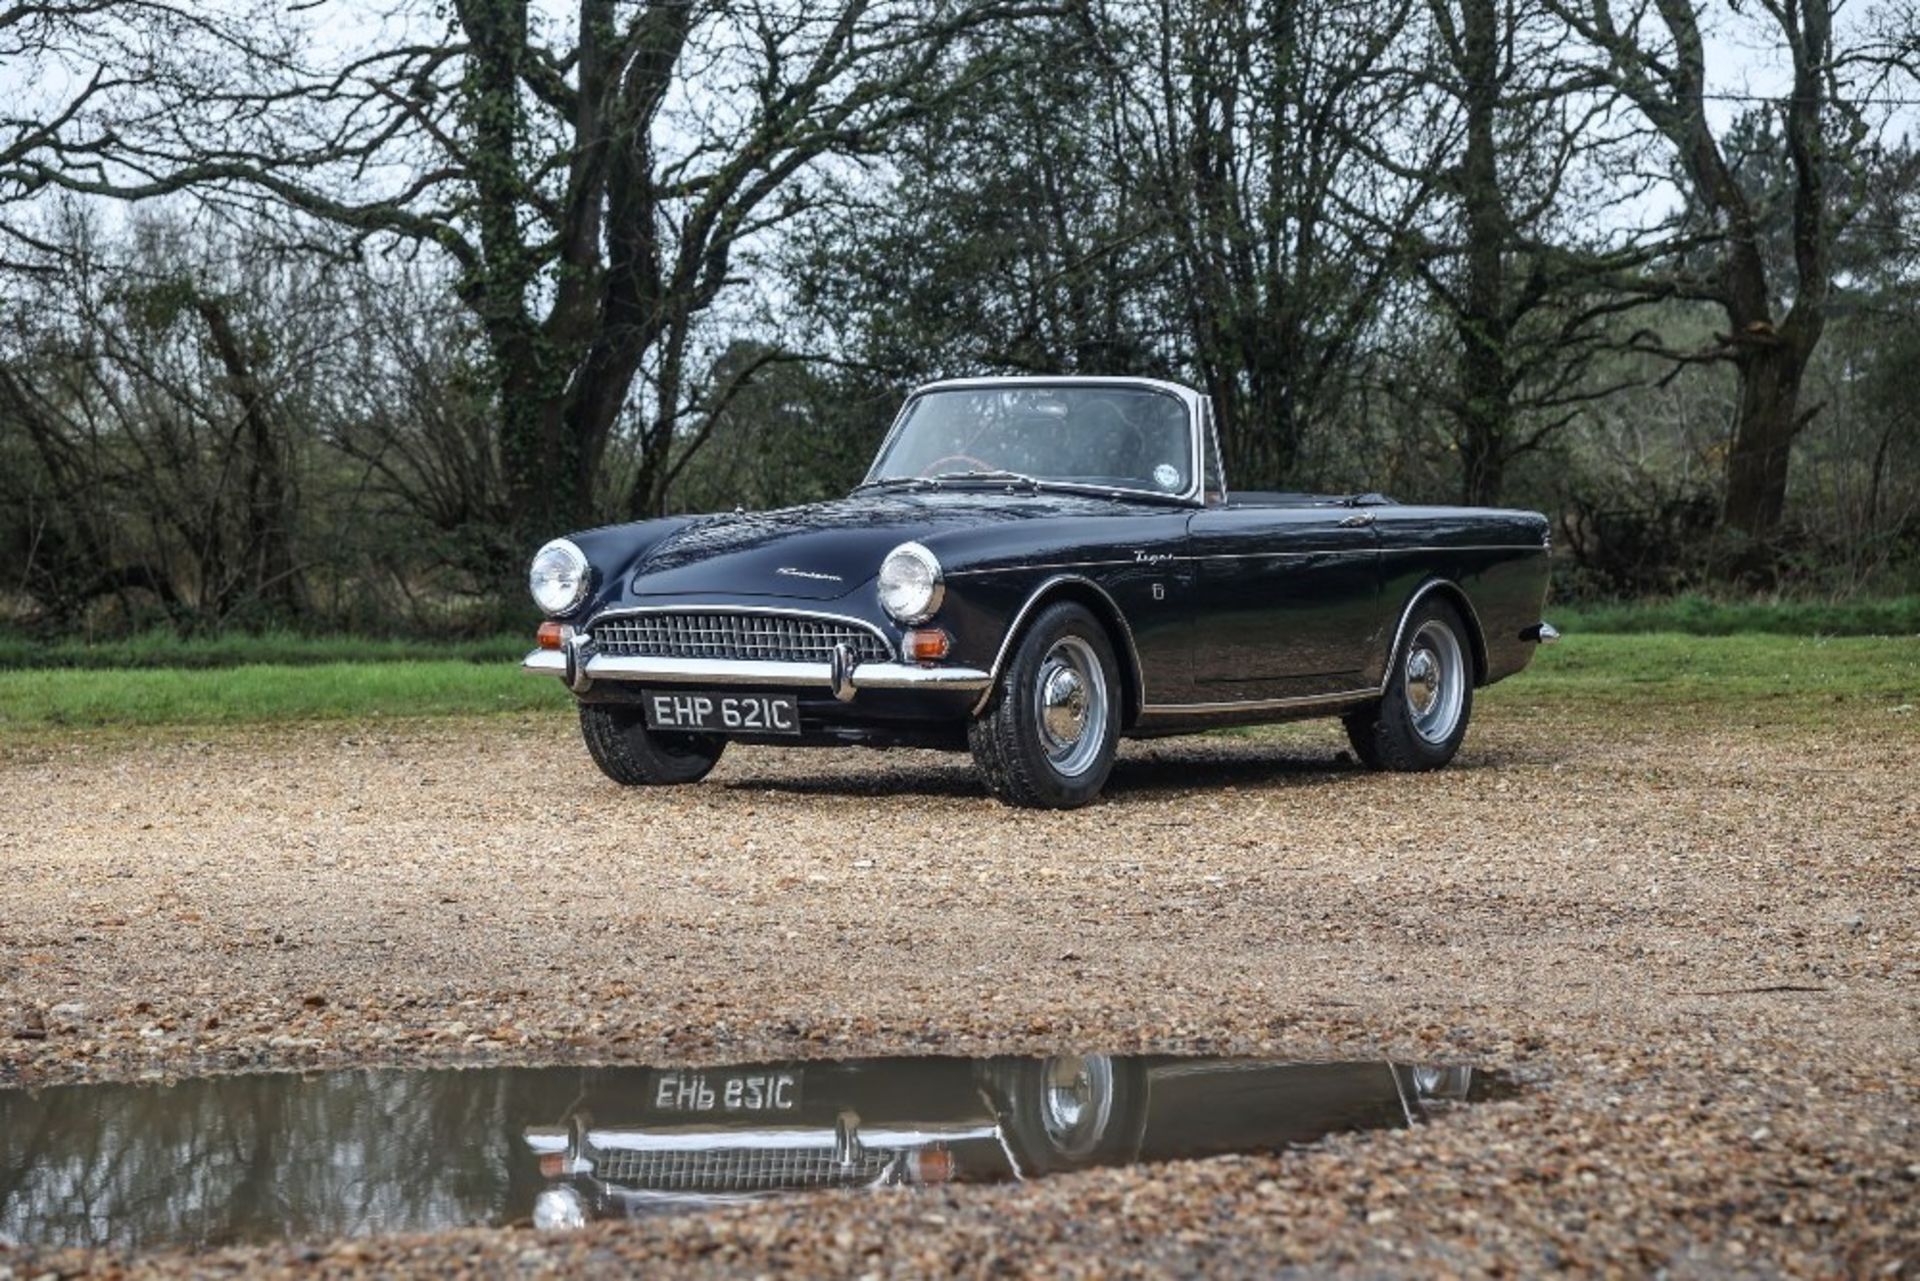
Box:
<box><xmin>578</xmin><ymin>703</ymin><xmax>725</xmax><ymax>786</ymax></box>
<box><xmin>980</xmin><ymin>1054</ymin><xmax>1145</xmax><ymax>1175</ymax></box>
<box><xmin>968</xmin><ymin>602</ymin><xmax>1121</xmax><ymax>809</ymax></box>
<box><xmin>1344</xmin><ymin>596</ymin><xmax>1474</xmax><ymax>771</ymax></box>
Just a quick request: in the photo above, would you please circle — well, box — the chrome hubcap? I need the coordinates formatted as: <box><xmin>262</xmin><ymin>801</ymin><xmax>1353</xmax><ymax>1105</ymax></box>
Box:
<box><xmin>1040</xmin><ymin>1054</ymin><xmax>1115</xmax><ymax>1158</ymax></box>
<box><xmin>1034</xmin><ymin>636</ymin><xmax>1108</xmax><ymax>777</ymax></box>
<box><xmin>1042</xmin><ymin>668</ymin><xmax>1087</xmax><ymax>742</ymax></box>
<box><xmin>1404</xmin><ymin>620</ymin><xmax>1466</xmax><ymax>744</ymax></box>
<box><xmin>1406</xmin><ymin>649</ymin><xmax>1441</xmax><ymax>717</ymax></box>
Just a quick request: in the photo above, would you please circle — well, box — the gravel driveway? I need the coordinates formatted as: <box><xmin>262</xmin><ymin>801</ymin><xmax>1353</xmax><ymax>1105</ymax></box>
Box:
<box><xmin>1</xmin><ymin>705</ymin><xmax>1914</xmax><ymax>1276</ymax></box>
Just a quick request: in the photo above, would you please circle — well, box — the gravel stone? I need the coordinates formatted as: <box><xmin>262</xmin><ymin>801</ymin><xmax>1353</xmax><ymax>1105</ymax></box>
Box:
<box><xmin>0</xmin><ymin>708</ymin><xmax>1914</xmax><ymax>1276</ymax></box>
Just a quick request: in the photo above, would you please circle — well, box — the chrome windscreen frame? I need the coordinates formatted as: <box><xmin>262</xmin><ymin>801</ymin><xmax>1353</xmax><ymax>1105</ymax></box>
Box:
<box><xmin>859</xmin><ymin>376</ymin><xmax>1208</xmax><ymax>507</ymax></box>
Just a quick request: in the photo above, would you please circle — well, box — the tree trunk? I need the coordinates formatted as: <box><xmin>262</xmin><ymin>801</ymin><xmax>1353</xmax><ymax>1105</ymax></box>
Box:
<box><xmin>456</xmin><ymin>0</ymin><xmax>592</xmax><ymax>553</ymax></box>
<box><xmin>196</xmin><ymin>297</ymin><xmax>303</xmax><ymax>618</ymax></box>
<box><xmin>1453</xmin><ymin>0</ymin><xmax>1510</xmax><ymax>507</ymax></box>
<box><xmin>1722</xmin><ymin>336</ymin><xmax>1813</xmax><ymax>544</ymax></box>
<box><xmin>495</xmin><ymin>347</ymin><xmax>584</xmax><ymax>547</ymax></box>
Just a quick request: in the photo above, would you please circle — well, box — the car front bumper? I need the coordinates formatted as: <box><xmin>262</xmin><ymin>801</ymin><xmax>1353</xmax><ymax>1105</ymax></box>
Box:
<box><xmin>523</xmin><ymin>643</ymin><xmax>991</xmax><ymax>699</ymax></box>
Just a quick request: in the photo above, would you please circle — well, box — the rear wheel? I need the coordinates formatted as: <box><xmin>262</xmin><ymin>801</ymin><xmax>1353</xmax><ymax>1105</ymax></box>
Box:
<box><xmin>1344</xmin><ymin>596</ymin><xmax>1474</xmax><ymax>771</ymax></box>
<box><xmin>968</xmin><ymin>602</ymin><xmax>1120</xmax><ymax>809</ymax></box>
<box><xmin>578</xmin><ymin>703</ymin><xmax>725</xmax><ymax>786</ymax></box>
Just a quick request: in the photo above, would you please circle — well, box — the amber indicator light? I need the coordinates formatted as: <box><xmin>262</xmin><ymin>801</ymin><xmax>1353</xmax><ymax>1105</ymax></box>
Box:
<box><xmin>909</xmin><ymin>1145</ymin><xmax>955</xmax><ymax>1183</ymax></box>
<box><xmin>903</xmin><ymin>628</ymin><xmax>952</xmax><ymax>662</ymax></box>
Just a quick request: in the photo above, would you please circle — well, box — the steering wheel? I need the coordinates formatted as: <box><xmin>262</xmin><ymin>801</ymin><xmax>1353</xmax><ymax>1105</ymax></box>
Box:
<box><xmin>919</xmin><ymin>453</ymin><xmax>994</xmax><ymax>478</ymax></box>
<box><xmin>1079</xmin><ymin>401</ymin><xmax>1146</xmax><ymax>470</ymax></box>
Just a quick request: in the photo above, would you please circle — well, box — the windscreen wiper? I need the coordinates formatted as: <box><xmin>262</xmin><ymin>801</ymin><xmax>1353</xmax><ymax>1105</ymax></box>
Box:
<box><xmin>929</xmin><ymin>469</ymin><xmax>1045</xmax><ymax>491</ymax></box>
<box><xmin>852</xmin><ymin>476</ymin><xmax>933</xmax><ymax>493</ymax></box>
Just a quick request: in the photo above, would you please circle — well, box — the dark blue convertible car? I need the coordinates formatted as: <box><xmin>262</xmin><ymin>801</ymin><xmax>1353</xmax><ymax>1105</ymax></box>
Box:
<box><xmin>524</xmin><ymin>376</ymin><xmax>1556</xmax><ymax>807</ymax></box>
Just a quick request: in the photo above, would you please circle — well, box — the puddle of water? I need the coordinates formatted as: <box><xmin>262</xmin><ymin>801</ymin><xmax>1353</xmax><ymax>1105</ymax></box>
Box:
<box><xmin>0</xmin><ymin>1054</ymin><xmax>1512</xmax><ymax>1250</ymax></box>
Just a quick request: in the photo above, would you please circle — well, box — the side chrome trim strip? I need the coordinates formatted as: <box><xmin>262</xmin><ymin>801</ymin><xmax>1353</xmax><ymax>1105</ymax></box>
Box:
<box><xmin>947</xmin><ymin>544</ymin><xmax>1544</xmax><ymax>577</ymax></box>
<box><xmin>1137</xmin><ymin>686</ymin><xmax>1381</xmax><ymax>718</ymax></box>
<box><xmin>947</xmin><ymin>558</ymin><xmax>1141</xmax><ymax>578</ymax></box>
<box><xmin>972</xmin><ymin>574</ymin><xmax>1149</xmax><ymax>716</ymax></box>
<box><xmin>1378</xmin><ymin>543</ymin><xmax>1547</xmax><ymax>555</ymax></box>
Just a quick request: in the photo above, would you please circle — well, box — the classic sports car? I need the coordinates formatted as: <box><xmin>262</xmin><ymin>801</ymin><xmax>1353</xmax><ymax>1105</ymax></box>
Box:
<box><xmin>518</xmin><ymin>1053</ymin><xmax>1492</xmax><ymax>1229</ymax></box>
<box><xmin>525</xmin><ymin>376</ymin><xmax>1556</xmax><ymax>807</ymax></box>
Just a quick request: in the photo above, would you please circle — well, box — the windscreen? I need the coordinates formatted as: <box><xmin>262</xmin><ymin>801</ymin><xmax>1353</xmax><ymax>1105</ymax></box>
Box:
<box><xmin>867</xmin><ymin>386</ymin><xmax>1196</xmax><ymax>497</ymax></box>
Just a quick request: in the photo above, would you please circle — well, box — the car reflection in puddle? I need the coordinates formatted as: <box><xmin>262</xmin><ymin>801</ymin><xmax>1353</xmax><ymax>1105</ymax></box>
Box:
<box><xmin>524</xmin><ymin>1056</ymin><xmax>1508</xmax><ymax>1229</ymax></box>
<box><xmin>0</xmin><ymin>1054</ymin><xmax>1512</xmax><ymax>1250</ymax></box>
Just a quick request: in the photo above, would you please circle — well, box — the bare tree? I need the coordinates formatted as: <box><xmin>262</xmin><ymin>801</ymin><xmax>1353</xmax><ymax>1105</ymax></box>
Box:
<box><xmin>790</xmin><ymin>16</ymin><xmax>1176</xmax><ymax>383</ymax></box>
<box><xmin>6</xmin><ymin>0</ymin><xmax>1052</xmax><ymax>542</ymax></box>
<box><xmin>1075</xmin><ymin>0</ymin><xmax>1444</xmax><ymax>488</ymax></box>
<box><xmin>1363</xmin><ymin>0</ymin><xmax>1667</xmax><ymax>504</ymax></box>
<box><xmin>0</xmin><ymin>211</ymin><xmax>341</xmax><ymax>628</ymax></box>
<box><xmin>1546</xmin><ymin>0</ymin><xmax>1919</xmax><ymax>563</ymax></box>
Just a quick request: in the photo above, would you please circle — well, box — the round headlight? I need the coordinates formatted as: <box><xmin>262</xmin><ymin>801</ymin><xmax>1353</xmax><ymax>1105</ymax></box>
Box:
<box><xmin>877</xmin><ymin>541</ymin><xmax>943</xmax><ymax>624</ymax></box>
<box><xmin>532</xmin><ymin>1186</ymin><xmax>587</xmax><ymax>1231</ymax></box>
<box><xmin>529</xmin><ymin>539</ymin><xmax>590</xmax><ymax>616</ymax></box>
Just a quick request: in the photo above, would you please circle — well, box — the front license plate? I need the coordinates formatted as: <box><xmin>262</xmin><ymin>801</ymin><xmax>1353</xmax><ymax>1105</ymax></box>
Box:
<box><xmin>644</xmin><ymin>691</ymin><xmax>800</xmax><ymax>736</ymax></box>
<box><xmin>651</xmin><ymin>1070</ymin><xmax>802</xmax><ymax>1114</ymax></box>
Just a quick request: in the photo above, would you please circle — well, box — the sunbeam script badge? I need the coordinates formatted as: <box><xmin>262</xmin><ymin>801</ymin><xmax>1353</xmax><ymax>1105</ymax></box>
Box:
<box><xmin>776</xmin><ymin>567</ymin><xmax>843</xmax><ymax>582</ymax></box>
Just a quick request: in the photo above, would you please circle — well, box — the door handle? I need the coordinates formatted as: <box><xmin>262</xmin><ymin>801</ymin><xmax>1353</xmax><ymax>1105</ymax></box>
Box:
<box><xmin>1337</xmin><ymin>512</ymin><xmax>1376</xmax><ymax>528</ymax></box>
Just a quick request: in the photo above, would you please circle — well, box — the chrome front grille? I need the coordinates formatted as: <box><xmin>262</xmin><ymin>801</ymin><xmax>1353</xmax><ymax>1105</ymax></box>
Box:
<box><xmin>591</xmin><ymin>1145</ymin><xmax>893</xmax><ymax>1191</ymax></box>
<box><xmin>590</xmin><ymin>612</ymin><xmax>893</xmax><ymax>664</ymax></box>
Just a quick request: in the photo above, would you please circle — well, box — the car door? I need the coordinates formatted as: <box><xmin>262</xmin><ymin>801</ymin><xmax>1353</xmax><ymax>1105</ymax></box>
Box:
<box><xmin>1182</xmin><ymin>504</ymin><xmax>1383</xmax><ymax>701</ymax></box>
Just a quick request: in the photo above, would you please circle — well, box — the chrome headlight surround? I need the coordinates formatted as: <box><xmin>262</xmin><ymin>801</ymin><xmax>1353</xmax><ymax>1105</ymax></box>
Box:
<box><xmin>877</xmin><ymin>541</ymin><xmax>944</xmax><ymax>624</ymax></box>
<box><xmin>529</xmin><ymin>538</ymin><xmax>591</xmax><ymax>617</ymax></box>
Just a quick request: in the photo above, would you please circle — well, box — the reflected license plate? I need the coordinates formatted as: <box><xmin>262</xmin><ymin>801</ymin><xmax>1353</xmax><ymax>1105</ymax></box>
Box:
<box><xmin>651</xmin><ymin>1070</ymin><xmax>802</xmax><ymax>1114</ymax></box>
<box><xmin>644</xmin><ymin>691</ymin><xmax>800</xmax><ymax>736</ymax></box>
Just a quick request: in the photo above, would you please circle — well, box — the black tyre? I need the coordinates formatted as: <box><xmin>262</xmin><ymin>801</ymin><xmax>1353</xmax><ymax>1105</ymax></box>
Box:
<box><xmin>578</xmin><ymin>703</ymin><xmax>725</xmax><ymax>786</ymax></box>
<box><xmin>1344</xmin><ymin>596</ymin><xmax>1474</xmax><ymax>771</ymax></box>
<box><xmin>981</xmin><ymin>1054</ymin><xmax>1146</xmax><ymax>1175</ymax></box>
<box><xmin>968</xmin><ymin>602</ymin><xmax>1121</xmax><ymax>809</ymax></box>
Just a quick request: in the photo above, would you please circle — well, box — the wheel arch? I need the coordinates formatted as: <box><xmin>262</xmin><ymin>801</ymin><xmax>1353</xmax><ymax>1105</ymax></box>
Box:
<box><xmin>1387</xmin><ymin>578</ymin><xmax>1489</xmax><ymax>687</ymax></box>
<box><xmin>973</xmin><ymin>574</ymin><xmax>1146</xmax><ymax>725</ymax></box>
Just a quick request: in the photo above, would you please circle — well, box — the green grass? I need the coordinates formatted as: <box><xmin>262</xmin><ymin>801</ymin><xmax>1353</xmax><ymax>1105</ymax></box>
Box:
<box><xmin>0</xmin><ymin>629</ymin><xmax>529</xmax><ymax>671</ymax></box>
<box><xmin>1484</xmin><ymin>632</ymin><xmax>1920</xmax><ymax>725</ymax></box>
<box><xmin>0</xmin><ymin>632</ymin><xmax>1913</xmax><ymax>734</ymax></box>
<box><xmin>0</xmin><ymin>660</ymin><xmax>567</xmax><ymax>731</ymax></box>
<box><xmin>1557</xmin><ymin>594</ymin><xmax>1920</xmax><ymax>637</ymax></box>
<box><xmin>3</xmin><ymin>594</ymin><xmax>1912</xmax><ymax>675</ymax></box>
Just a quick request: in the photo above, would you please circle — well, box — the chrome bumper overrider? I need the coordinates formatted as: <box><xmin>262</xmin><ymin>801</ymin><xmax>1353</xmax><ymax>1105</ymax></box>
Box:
<box><xmin>523</xmin><ymin>646</ymin><xmax>991</xmax><ymax>697</ymax></box>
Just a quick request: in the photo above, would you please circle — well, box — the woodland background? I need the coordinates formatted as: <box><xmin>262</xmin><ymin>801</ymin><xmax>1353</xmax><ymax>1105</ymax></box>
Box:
<box><xmin>2</xmin><ymin>0</ymin><xmax>1916</xmax><ymax>637</ymax></box>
